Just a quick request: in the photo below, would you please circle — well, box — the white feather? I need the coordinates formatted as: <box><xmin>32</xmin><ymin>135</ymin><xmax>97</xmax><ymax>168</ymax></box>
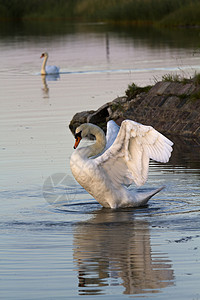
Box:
<box><xmin>70</xmin><ymin>120</ymin><xmax>173</xmax><ymax>208</ymax></box>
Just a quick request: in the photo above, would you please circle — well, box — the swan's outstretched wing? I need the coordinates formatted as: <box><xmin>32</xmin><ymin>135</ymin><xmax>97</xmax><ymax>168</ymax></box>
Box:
<box><xmin>105</xmin><ymin>120</ymin><xmax>120</xmax><ymax>150</ymax></box>
<box><xmin>95</xmin><ymin>120</ymin><xmax>173</xmax><ymax>187</ymax></box>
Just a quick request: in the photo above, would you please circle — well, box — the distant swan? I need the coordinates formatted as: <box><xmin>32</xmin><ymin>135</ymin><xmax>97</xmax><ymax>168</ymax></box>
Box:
<box><xmin>40</xmin><ymin>52</ymin><xmax>60</xmax><ymax>75</ymax></box>
<box><xmin>70</xmin><ymin>120</ymin><xmax>173</xmax><ymax>209</ymax></box>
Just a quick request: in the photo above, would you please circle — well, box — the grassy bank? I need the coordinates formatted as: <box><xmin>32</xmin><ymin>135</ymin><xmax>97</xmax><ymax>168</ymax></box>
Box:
<box><xmin>159</xmin><ymin>1</ymin><xmax>200</xmax><ymax>26</ymax></box>
<box><xmin>0</xmin><ymin>0</ymin><xmax>76</xmax><ymax>20</ymax></box>
<box><xmin>0</xmin><ymin>0</ymin><xmax>200</xmax><ymax>27</ymax></box>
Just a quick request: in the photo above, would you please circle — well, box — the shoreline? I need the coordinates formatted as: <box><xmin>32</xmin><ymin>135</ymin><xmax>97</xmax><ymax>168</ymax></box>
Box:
<box><xmin>69</xmin><ymin>77</ymin><xmax>200</xmax><ymax>139</ymax></box>
<box><xmin>1</xmin><ymin>1</ymin><xmax>200</xmax><ymax>28</ymax></box>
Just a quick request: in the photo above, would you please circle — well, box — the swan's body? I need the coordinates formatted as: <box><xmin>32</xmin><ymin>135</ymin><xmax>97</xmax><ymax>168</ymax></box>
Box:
<box><xmin>70</xmin><ymin>120</ymin><xmax>173</xmax><ymax>209</ymax></box>
<box><xmin>40</xmin><ymin>52</ymin><xmax>60</xmax><ymax>75</ymax></box>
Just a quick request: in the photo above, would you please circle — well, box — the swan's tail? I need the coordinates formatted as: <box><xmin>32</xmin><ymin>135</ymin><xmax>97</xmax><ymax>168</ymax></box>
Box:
<box><xmin>133</xmin><ymin>186</ymin><xmax>165</xmax><ymax>207</ymax></box>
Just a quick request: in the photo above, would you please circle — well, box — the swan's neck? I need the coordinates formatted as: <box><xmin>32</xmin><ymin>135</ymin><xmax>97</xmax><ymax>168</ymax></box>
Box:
<box><xmin>41</xmin><ymin>55</ymin><xmax>48</xmax><ymax>74</ymax></box>
<box><xmin>91</xmin><ymin>128</ymin><xmax>106</xmax><ymax>156</ymax></box>
<box><xmin>81</xmin><ymin>126</ymin><xmax>106</xmax><ymax>158</ymax></box>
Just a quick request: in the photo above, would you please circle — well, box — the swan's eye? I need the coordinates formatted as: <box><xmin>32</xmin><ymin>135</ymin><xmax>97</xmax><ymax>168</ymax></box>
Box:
<box><xmin>75</xmin><ymin>131</ymin><xmax>82</xmax><ymax>139</ymax></box>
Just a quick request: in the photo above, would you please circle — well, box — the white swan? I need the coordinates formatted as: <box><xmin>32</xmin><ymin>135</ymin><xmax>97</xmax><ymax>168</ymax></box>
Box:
<box><xmin>40</xmin><ymin>52</ymin><xmax>60</xmax><ymax>75</ymax></box>
<box><xmin>70</xmin><ymin>120</ymin><xmax>173</xmax><ymax>209</ymax></box>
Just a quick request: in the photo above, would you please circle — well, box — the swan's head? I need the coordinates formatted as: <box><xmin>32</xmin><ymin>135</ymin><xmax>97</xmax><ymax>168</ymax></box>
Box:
<box><xmin>73</xmin><ymin>123</ymin><xmax>91</xmax><ymax>149</ymax></box>
<box><xmin>40</xmin><ymin>52</ymin><xmax>48</xmax><ymax>59</ymax></box>
<box><xmin>73</xmin><ymin>123</ymin><xmax>103</xmax><ymax>149</ymax></box>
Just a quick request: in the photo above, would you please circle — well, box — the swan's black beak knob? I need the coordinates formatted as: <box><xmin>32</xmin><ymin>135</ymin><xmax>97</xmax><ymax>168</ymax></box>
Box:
<box><xmin>74</xmin><ymin>131</ymin><xmax>82</xmax><ymax>149</ymax></box>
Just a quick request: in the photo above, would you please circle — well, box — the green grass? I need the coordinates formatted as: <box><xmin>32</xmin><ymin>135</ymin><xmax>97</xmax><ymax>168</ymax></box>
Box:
<box><xmin>111</xmin><ymin>101</ymin><xmax>125</xmax><ymax>112</ymax></box>
<box><xmin>193</xmin><ymin>73</ymin><xmax>200</xmax><ymax>85</ymax></box>
<box><xmin>126</xmin><ymin>72</ymin><xmax>200</xmax><ymax>102</ymax></box>
<box><xmin>0</xmin><ymin>0</ymin><xmax>200</xmax><ymax>27</ymax></box>
<box><xmin>0</xmin><ymin>0</ymin><xmax>76</xmax><ymax>21</ymax></box>
<box><xmin>161</xmin><ymin>73</ymin><xmax>191</xmax><ymax>84</ymax></box>
<box><xmin>190</xmin><ymin>90</ymin><xmax>200</xmax><ymax>102</ymax></box>
<box><xmin>160</xmin><ymin>72</ymin><xmax>200</xmax><ymax>85</ymax></box>
<box><xmin>125</xmin><ymin>83</ymin><xmax>152</xmax><ymax>100</ymax></box>
<box><xmin>159</xmin><ymin>1</ymin><xmax>200</xmax><ymax>27</ymax></box>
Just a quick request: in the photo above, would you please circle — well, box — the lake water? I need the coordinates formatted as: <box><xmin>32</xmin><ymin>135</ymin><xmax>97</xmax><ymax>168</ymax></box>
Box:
<box><xmin>0</xmin><ymin>22</ymin><xmax>200</xmax><ymax>299</ymax></box>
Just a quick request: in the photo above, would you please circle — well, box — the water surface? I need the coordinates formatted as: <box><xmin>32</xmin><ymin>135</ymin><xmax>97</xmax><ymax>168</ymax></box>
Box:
<box><xmin>0</xmin><ymin>22</ymin><xmax>200</xmax><ymax>299</ymax></box>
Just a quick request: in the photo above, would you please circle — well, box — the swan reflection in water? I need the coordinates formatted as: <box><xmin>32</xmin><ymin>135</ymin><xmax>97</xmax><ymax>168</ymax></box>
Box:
<box><xmin>73</xmin><ymin>209</ymin><xmax>174</xmax><ymax>295</ymax></box>
<box><xmin>41</xmin><ymin>73</ymin><xmax>60</xmax><ymax>98</ymax></box>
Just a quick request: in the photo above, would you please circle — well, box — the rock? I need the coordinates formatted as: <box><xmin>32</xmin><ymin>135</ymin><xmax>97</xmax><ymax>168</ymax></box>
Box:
<box><xmin>87</xmin><ymin>103</ymin><xmax>110</xmax><ymax>132</ymax></box>
<box><xmin>69</xmin><ymin>110</ymin><xmax>94</xmax><ymax>135</ymax></box>
<box><xmin>69</xmin><ymin>79</ymin><xmax>200</xmax><ymax>137</ymax></box>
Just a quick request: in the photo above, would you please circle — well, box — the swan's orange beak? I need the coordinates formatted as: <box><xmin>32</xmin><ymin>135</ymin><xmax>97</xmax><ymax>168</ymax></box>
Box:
<box><xmin>40</xmin><ymin>53</ymin><xmax>44</xmax><ymax>58</ymax></box>
<box><xmin>74</xmin><ymin>136</ymin><xmax>82</xmax><ymax>149</ymax></box>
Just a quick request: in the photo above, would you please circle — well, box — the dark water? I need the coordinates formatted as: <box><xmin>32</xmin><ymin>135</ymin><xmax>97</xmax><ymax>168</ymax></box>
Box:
<box><xmin>0</xmin><ymin>22</ymin><xmax>200</xmax><ymax>299</ymax></box>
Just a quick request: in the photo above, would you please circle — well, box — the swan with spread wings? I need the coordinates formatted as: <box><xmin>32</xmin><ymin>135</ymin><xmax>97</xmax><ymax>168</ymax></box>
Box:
<box><xmin>70</xmin><ymin>120</ymin><xmax>173</xmax><ymax>208</ymax></box>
